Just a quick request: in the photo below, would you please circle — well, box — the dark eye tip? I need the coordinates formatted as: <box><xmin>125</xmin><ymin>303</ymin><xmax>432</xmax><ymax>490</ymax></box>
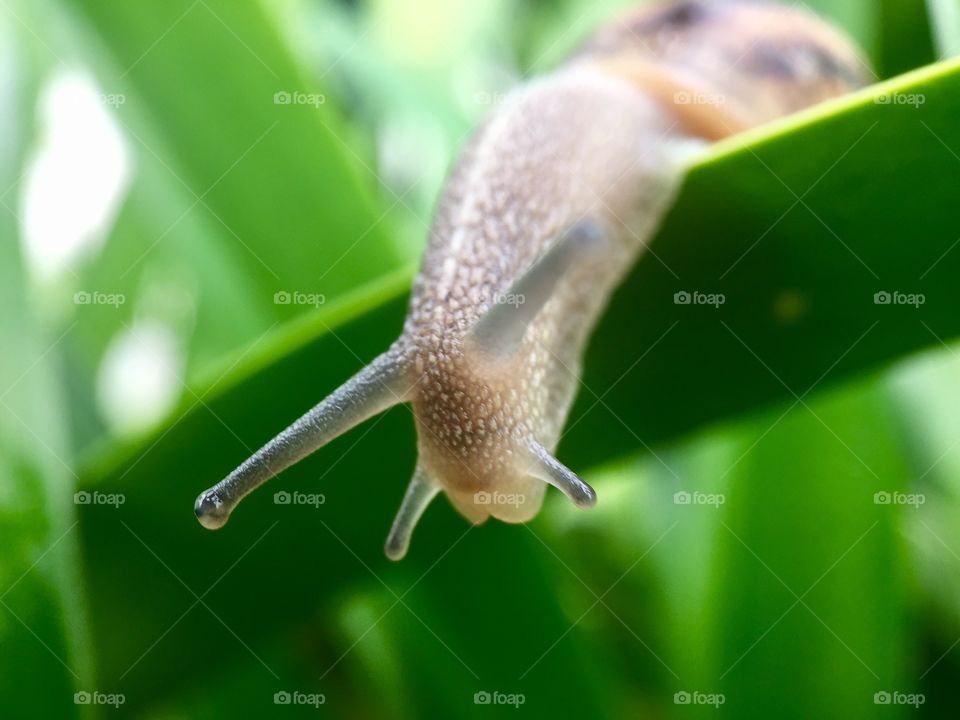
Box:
<box><xmin>660</xmin><ymin>1</ymin><xmax>710</xmax><ymax>29</ymax></box>
<box><xmin>195</xmin><ymin>492</ymin><xmax>230</xmax><ymax>530</ymax></box>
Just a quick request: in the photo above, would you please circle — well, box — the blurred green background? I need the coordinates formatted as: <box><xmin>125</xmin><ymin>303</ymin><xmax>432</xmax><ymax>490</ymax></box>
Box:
<box><xmin>3</xmin><ymin>0</ymin><xmax>960</xmax><ymax>717</ymax></box>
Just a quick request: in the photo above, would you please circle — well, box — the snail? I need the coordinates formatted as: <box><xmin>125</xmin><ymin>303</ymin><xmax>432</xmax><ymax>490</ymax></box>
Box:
<box><xmin>195</xmin><ymin>0</ymin><xmax>869</xmax><ymax>559</ymax></box>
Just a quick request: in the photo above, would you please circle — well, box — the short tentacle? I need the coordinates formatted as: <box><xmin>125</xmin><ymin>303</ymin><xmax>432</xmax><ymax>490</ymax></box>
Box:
<box><xmin>385</xmin><ymin>466</ymin><xmax>440</xmax><ymax>560</ymax></box>
<box><xmin>525</xmin><ymin>440</ymin><xmax>597</xmax><ymax>508</ymax></box>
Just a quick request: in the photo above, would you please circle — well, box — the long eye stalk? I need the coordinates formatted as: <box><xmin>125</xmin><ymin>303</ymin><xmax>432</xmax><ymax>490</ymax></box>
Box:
<box><xmin>195</xmin><ymin>349</ymin><xmax>410</xmax><ymax>530</ymax></box>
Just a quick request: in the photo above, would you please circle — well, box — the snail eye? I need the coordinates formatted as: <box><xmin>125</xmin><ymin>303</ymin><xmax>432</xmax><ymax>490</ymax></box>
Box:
<box><xmin>749</xmin><ymin>44</ymin><xmax>802</xmax><ymax>79</ymax></box>
<box><xmin>626</xmin><ymin>1</ymin><xmax>712</xmax><ymax>39</ymax></box>
<box><xmin>657</xmin><ymin>1</ymin><xmax>711</xmax><ymax>29</ymax></box>
<box><xmin>748</xmin><ymin>43</ymin><xmax>865</xmax><ymax>88</ymax></box>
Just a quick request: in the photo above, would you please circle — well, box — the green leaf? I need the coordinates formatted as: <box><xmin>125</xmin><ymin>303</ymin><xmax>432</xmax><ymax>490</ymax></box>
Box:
<box><xmin>563</xmin><ymin>57</ymin><xmax>960</xmax><ymax>468</ymax></box>
<box><xmin>63</xmin><ymin>0</ymin><xmax>406</xmax><ymax>297</ymax></box>
<box><xmin>0</xmin><ymin>10</ymin><xmax>93</xmax><ymax>717</ymax></box>
<box><xmin>542</xmin><ymin>375</ymin><xmax>910</xmax><ymax>718</ymax></box>
<box><xmin>877</xmin><ymin>0</ymin><xmax>937</xmax><ymax>77</ymax></box>
<box><xmin>49</xmin><ymin>0</ymin><xmax>413</xmax><ymax>449</ymax></box>
<box><xmin>711</xmin><ymin>381</ymin><xmax>909</xmax><ymax>720</ymax></box>
<box><xmin>926</xmin><ymin>0</ymin><xmax>960</xmax><ymax>58</ymax></box>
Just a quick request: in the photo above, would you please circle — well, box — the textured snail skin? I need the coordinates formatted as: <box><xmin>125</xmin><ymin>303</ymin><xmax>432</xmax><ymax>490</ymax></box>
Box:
<box><xmin>195</xmin><ymin>1</ymin><xmax>869</xmax><ymax>559</ymax></box>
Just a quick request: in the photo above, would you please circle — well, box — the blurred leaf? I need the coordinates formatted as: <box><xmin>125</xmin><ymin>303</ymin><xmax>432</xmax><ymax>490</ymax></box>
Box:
<box><xmin>886</xmin><ymin>347</ymin><xmax>960</xmax><ymax>710</ymax></box>
<box><xmin>62</xmin><ymin>0</ymin><xmax>406</xmax><ymax>297</ymax></box>
<box><xmin>807</xmin><ymin>0</ymin><xmax>937</xmax><ymax>79</ymax></box>
<box><xmin>360</xmin><ymin>526</ymin><xmax>617</xmax><ymax>719</ymax></box>
<box><xmin>877</xmin><ymin>0</ymin><xmax>936</xmax><ymax>78</ymax></box>
<box><xmin>0</xmin><ymin>10</ymin><xmax>92</xmax><ymax>718</ymax></box>
<box><xmin>43</xmin><ymin>0</ymin><xmax>412</xmax><ymax>448</ymax></box>
<box><xmin>926</xmin><ymin>0</ymin><xmax>960</xmax><ymax>58</ymax></box>
<box><xmin>804</xmin><ymin>0</ymin><xmax>881</xmax><ymax>65</ymax></box>
<box><xmin>712</xmin><ymin>380</ymin><xmax>909</xmax><ymax>720</ymax></box>
<box><xmin>543</xmin><ymin>375</ymin><xmax>911</xmax><ymax>719</ymax></box>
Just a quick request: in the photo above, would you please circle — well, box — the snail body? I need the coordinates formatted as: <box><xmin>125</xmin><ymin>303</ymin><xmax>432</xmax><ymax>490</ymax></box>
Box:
<box><xmin>196</xmin><ymin>1</ymin><xmax>868</xmax><ymax>558</ymax></box>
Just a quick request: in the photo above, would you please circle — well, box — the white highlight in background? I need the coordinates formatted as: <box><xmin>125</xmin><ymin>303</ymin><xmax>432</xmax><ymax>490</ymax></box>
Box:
<box><xmin>19</xmin><ymin>68</ymin><xmax>132</xmax><ymax>280</ymax></box>
<box><xmin>96</xmin><ymin>321</ymin><xmax>182</xmax><ymax>435</ymax></box>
